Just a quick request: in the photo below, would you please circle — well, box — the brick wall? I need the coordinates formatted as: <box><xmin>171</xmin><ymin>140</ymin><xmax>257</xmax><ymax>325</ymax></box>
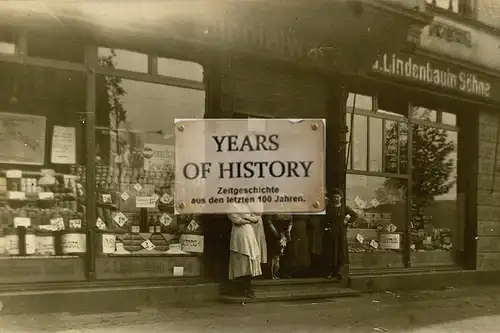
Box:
<box><xmin>476</xmin><ymin>111</ymin><xmax>500</xmax><ymax>270</ymax></box>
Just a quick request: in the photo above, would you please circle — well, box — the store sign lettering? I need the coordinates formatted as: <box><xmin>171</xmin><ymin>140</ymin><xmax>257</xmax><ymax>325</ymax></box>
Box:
<box><xmin>428</xmin><ymin>22</ymin><xmax>472</xmax><ymax>48</ymax></box>
<box><xmin>373</xmin><ymin>53</ymin><xmax>491</xmax><ymax>98</ymax></box>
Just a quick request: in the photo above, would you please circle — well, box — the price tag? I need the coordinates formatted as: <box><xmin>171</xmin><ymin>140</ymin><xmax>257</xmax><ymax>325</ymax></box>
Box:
<box><xmin>370</xmin><ymin>240</ymin><xmax>379</xmax><ymax>249</ymax></box>
<box><xmin>356</xmin><ymin>233</ymin><xmax>364</xmax><ymax>244</ymax></box>
<box><xmin>136</xmin><ymin>196</ymin><xmax>157</xmax><ymax>208</ymax></box>
<box><xmin>8</xmin><ymin>191</ymin><xmax>26</xmax><ymax>200</ymax></box>
<box><xmin>96</xmin><ymin>218</ymin><xmax>107</xmax><ymax>230</ymax></box>
<box><xmin>120</xmin><ymin>192</ymin><xmax>130</xmax><ymax>202</ymax></box>
<box><xmin>386</xmin><ymin>224</ymin><xmax>397</xmax><ymax>233</ymax></box>
<box><xmin>113</xmin><ymin>212</ymin><xmax>128</xmax><ymax>227</ymax></box>
<box><xmin>173</xmin><ymin>266</ymin><xmax>184</xmax><ymax>277</ymax></box>
<box><xmin>371</xmin><ymin>198</ymin><xmax>380</xmax><ymax>208</ymax></box>
<box><xmin>160</xmin><ymin>193</ymin><xmax>173</xmax><ymax>204</ymax></box>
<box><xmin>133</xmin><ymin>183</ymin><xmax>142</xmax><ymax>192</ymax></box>
<box><xmin>187</xmin><ymin>220</ymin><xmax>199</xmax><ymax>231</ymax></box>
<box><xmin>102</xmin><ymin>194</ymin><xmax>112</xmax><ymax>203</ymax></box>
<box><xmin>354</xmin><ymin>196</ymin><xmax>366</xmax><ymax>209</ymax></box>
<box><xmin>69</xmin><ymin>219</ymin><xmax>82</xmax><ymax>228</ymax></box>
<box><xmin>50</xmin><ymin>217</ymin><xmax>65</xmax><ymax>230</ymax></box>
<box><xmin>38</xmin><ymin>192</ymin><xmax>55</xmax><ymax>200</ymax></box>
<box><xmin>141</xmin><ymin>239</ymin><xmax>156</xmax><ymax>251</ymax></box>
<box><xmin>13</xmin><ymin>217</ymin><xmax>31</xmax><ymax>227</ymax></box>
<box><xmin>160</xmin><ymin>214</ymin><xmax>173</xmax><ymax>227</ymax></box>
<box><xmin>39</xmin><ymin>224</ymin><xmax>57</xmax><ymax>231</ymax></box>
<box><xmin>410</xmin><ymin>244</ymin><xmax>416</xmax><ymax>251</ymax></box>
<box><xmin>152</xmin><ymin>193</ymin><xmax>160</xmax><ymax>202</ymax></box>
<box><xmin>5</xmin><ymin>170</ymin><xmax>22</xmax><ymax>178</ymax></box>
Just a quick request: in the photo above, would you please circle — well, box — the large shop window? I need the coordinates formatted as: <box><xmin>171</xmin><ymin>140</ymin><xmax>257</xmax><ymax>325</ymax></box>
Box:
<box><xmin>95</xmin><ymin>49</ymin><xmax>205</xmax><ymax>266</ymax></box>
<box><xmin>0</xmin><ymin>62</ymin><xmax>88</xmax><ymax>280</ymax></box>
<box><xmin>346</xmin><ymin>93</ymin><xmax>463</xmax><ymax>269</ymax></box>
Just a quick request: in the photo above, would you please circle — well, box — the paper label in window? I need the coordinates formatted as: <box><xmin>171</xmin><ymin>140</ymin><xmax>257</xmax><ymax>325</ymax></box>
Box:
<box><xmin>13</xmin><ymin>217</ymin><xmax>31</xmax><ymax>228</ymax></box>
<box><xmin>410</xmin><ymin>244</ymin><xmax>416</xmax><ymax>251</ymax></box>
<box><xmin>356</xmin><ymin>233</ymin><xmax>364</xmax><ymax>244</ymax></box>
<box><xmin>370</xmin><ymin>240</ymin><xmax>379</xmax><ymax>249</ymax></box>
<box><xmin>370</xmin><ymin>198</ymin><xmax>380</xmax><ymax>208</ymax></box>
<box><xmin>354</xmin><ymin>196</ymin><xmax>366</xmax><ymax>209</ymax></box>
<box><xmin>386</xmin><ymin>224</ymin><xmax>397</xmax><ymax>233</ymax></box>
<box><xmin>69</xmin><ymin>219</ymin><xmax>82</xmax><ymax>229</ymax></box>
<box><xmin>6</xmin><ymin>170</ymin><xmax>22</xmax><ymax>178</ymax></box>
<box><xmin>345</xmin><ymin>214</ymin><xmax>351</xmax><ymax>222</ymax></box>
<box><xmin>120</xmin><ymin>192</ymin><xmax>130</xmax><ymax>202</ymax></box>
<box><xmin>113</xmin><ymin>212</ymin><xmax>128</xmax><ymax>227</ymax></box>
<box><xmin>50</xmin><ymin>217</ymin><xmax>65</xmax><ymax>230</ymax></box>
<box><xmin>136</xmin><ymin>196</ymin><xmax>157</xmax><ymax>208</ymax></box>
<box><xmin>38</xmin><ymin>192</ymin><xmax>54</xmax><ymax>200</ymax></box>
<box><xmin>96</xmin><ymin>218</ymin><xmax>107</xmax><ymax>230</ymax></box>
<box><xmin>160</xmin><ymin>193</ymin><xmax>173</xmax><ymax>204</ymax></box>
<box><xmin>187</xmin><ymin>220</ymin><xmax>199</xmax><ymax>231</ymax></box>
<box><xmin>173</xmin><ymin>266</ymin><xmax>184</xmax><ymax>276</ymax></box>
<box><xmin>141</xmin><ymin>239</ymin><xmax>155</xmax><ymax>251</ymax></box>
<box><xmin>152</xmin><ymin>193</ymin><xmax>159</xmax><ymax>202</ymax></box>
<box><xmin>8</xmin><ymin>191</ymin><xmax>25</xmax><ymax>200</ymax></box>
<box><xmin>133</xmin><ymin>183</ymin><xmax>142</xmax><ymax>192</ymax></box>
<box><xmin>160</xmin><ymin>214</ymin><xmax>173</xmax><ymax>227</ymax></box>
<box><xmin>102</xmin><ymin>194</ymin><xmax>112</xmax><ymax>203</ymax></box>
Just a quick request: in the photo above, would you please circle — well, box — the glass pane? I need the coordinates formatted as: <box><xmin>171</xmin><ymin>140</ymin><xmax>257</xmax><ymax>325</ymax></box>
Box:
<box><xmin>95</xmin><ymin>75</ymin><xmax>205</xmax><ymax>260</ymax></box>
<box><xmin>377</xmin><ymin>109</ymin><xmax>405</xmax><ymax>118</ymax></box>
<box><xmin>352</xmin><ymin>115</ymin><xmax>367</xmax><ymax>171</ymax></box>
<box><xmin>411</xmin><ymin>125</ymin><xmax>459</xmax><ymax>267</ymax></box>
<box><xmin>346</xmin><ymin>93</ymin><xmax>373</xmax><ymax>111</ymax></box>
<box><xmin>158</xmin><ymin>58</ymin><xmax>203</xmax><ymax>82</ymax></box>
<box><xmin>346</xmin><ymin>174</ymin><xmax>406</xmax><ymax>270</ymax></box>
<box><xmin>0</xmin><ymin>31</ymin><xmax>15</xmax><ymax>55</ymax></box>
<box><xmin>399</xmin><ymin>123</ymin><xmax>408</xmax><ymax>174</ymax></box>
<box><xmin>26</xmin><ymin>32</ymin><xmax>85</xmax><ymax>63</ymax></box>
<box><xmin>98</xmin><ymin>48</ymin><xmax>148</xmax><ymax>73</ymax></box>
<box><xmin>412</xmin><ymin>106</ymin><xmax>437</xmax><ymax>122</ymax></box>
<box><xmin>346</xmin><ymin>112</ymin><xmax>352</xmax><ymax>169</ymax></box>
<box><xmin>369</xmin><ymin>117</ymin><xmax>383</xmax><ymax>172</ymax></box>
<box><xmin>442</xmin><ymin>112</ymin><xmax>457</xmax><ymax>126</ymax></box>
<box><xmin>426</xmin><ymin>0</ymin><xmax>459</xmax><ymax>12</ymax></box>
<box><xmin>384</xmin><ymin>120</ymin><xmax>398</xmax><ymax>173</ymax></box>
<box><xmin>0</xmin><ymin>62</ymin><xmax>87</xmax><ymax>261</ymax></box>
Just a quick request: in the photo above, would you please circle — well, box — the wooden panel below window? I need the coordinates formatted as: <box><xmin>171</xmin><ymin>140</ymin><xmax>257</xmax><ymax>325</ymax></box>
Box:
<box><xmin>349</xmin><ymin>252</ymin><xmax>404</xmax><ymax>270</ymax></box>
<box><xmin>0</xmin><ymin>257</ymin><xmax>85</xmax><ymax>284</ymax></box>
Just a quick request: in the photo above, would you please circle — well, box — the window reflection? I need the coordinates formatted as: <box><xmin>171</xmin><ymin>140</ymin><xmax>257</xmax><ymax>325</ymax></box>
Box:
<box><xmin>411</xmin><ymin>123</ymin><xmax>458</xmax><ymax>263</ymax></box>
<box><xmin>369</xmin><ymin>118</ymin><xmax>383</xmax><ymax>172</ymax></box>
<box><xmin>412</xmin><ymin>106</ymin><xmax>437</xmax><ymax>122</ymax></box>
<box><xmin>98</xmin><ymin>48</ymin><xmax>148</xmax><ymax>73</ymax></box>
<box><xmin>158</xmin><ymin>58</ymin><xmax>203</xmax><ymax>82</ymax></box>
<box><xmin>347</xmin><ymin>93</ymin><xmax>373</xmax><ymax>111</ymax></box>
<box><xmin>26</xmin><ymin>33</ymin><xmax>85</xmax><ymax>63</ymax></box>
<box><xmin>346</xmin><ymin>174</ymin><xmax>406</xmax><ymax>258</ymax></box>
<box><xmin>442</xmin><ymin>112</ymin><xmax>457</xmax><ymax>126</ymax></box>
<box><xmin>352</xmin><ymin>115</ymin><xmax>367</xmax><ymax>171</ymax></box>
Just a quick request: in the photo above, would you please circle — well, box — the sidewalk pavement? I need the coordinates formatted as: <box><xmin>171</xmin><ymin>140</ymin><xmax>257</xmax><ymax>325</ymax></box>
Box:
<box><xmin>1</xmin><ymin>285</ymin><xmax>500</xmax><ymax>332</ymax></box>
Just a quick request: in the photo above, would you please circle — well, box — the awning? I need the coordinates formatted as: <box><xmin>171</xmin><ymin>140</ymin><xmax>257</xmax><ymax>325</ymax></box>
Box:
<box><xmin>0</xmin><ymin>0</ymin><xmax>433</xmax><ymax>74</ymax></box>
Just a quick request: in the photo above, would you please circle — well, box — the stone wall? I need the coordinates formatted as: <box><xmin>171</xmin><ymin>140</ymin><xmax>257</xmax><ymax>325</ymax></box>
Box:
<box><xmin>476</xmin><ymin>111</ymin><xmax>500</xmax><ymax>269</ymax></box>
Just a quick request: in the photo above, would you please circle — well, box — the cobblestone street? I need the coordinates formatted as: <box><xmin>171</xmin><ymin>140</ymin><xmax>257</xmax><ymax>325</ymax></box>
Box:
<box><xmin>2</xmin><ymin>285</ymin><xmax>500</xmax><ymax>332</ymax></box>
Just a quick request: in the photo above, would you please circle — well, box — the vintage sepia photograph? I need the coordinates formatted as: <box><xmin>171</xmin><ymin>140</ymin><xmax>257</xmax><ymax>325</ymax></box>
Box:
<box><xmin>0</xmin><ymin>0</ymin><xmax>500</xmax><ymax>332</ymax></box>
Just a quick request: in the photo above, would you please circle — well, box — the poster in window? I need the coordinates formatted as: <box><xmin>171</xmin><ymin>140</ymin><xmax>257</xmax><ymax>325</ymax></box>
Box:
<box><xmin>0</xmin><ymin>112</ymin><xmax>46</xmax><ymax>165</ymax></box>
<box><xmin>51</xmin><ymin>126</ymin><xmax>76</xmax><ymax>164</ymax></box>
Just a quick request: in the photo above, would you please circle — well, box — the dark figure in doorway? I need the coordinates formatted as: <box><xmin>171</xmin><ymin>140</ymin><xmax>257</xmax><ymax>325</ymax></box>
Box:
<box><xmin>322</xmin><ymin>188</ymin><xmax>358</xmax><ymax>280</ymax></box>
<box><xmin>265</xmin><ymin>214</ymin><xmax>292</xmax><ymax>279</ymax></box>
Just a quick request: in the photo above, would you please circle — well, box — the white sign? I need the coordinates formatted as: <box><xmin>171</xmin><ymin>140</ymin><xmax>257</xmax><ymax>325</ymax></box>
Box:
<box><xmin>143</xmin><ymin>143</ymin><xmax>175</xmax><ymax>171</ymax></box>
<box><xmin>356</xmin><ymin>233</ymin><xmax>365</xmax><ymax>244</ymax></box>
<box><xmin>141</xmin><ymin>239</ymin><xmax>156</xmax><ymax>251</ymax></box>
<box><xmin>160</xmin><ymin>214</ymin><xmax>173</xmax><ymax>227</ymax></box>
<box><xmin>174</xmin><ymin>119</ymin><xmax>326</xmax><ymax>214</ymax></box>
<box><xmin>8</xmin><ymin>191</ymin><xmax>25</xmax><ymax>200</ymax></box>
<box><xmin>13</xmin><ymin>217</ymin><xmax>31</xmax><ymax>227</ymax></box>
<box><xmin>5</xmin><ymin>170</ymin><xmax>22</xmax><ymax>178</ymax></box>
<box><xmin>96</xmin><ymin>218</ymin><xmax>107</xmax><ymax>230</ymax></box>
<box><xmin>51</xmin><ymin>126</ymin><xmax>76</xmax><ymax>164</ymax></box>
<box><xmin>113</xmin><ymin>212</ymin><xmax>128</xmax><ymax>227</ymax></box>
<box><xmin>39</xmin><ymin>192</ymin><xmax>54</xmax><ymax>200</ymax></box>
<box><xmin>136</xmin><ymin>196</ymin><xmax>157</xmax><ymax>208</ymax></box>
<box><xmin>180</xmin><ymin>234</ymin><xmax>204</xmax><ymax>253</ymax></box>
<box><xmin>379</xmin><ymin>233</ymin><xmax>401</xmax><ymax>250</ymax></box>
<box><xmin>160</xmin><ymin>193</ymin><xmax>173</xmax><ymax>204</ymax></box>
<box><xmin>120</xmin><ymin>192</ymin><xmax>130</xmax><ymax>202</ymax></box>
<box><xmin>69</xmin><ymin>219</ymin><xmax>82</xmax><ymax>229</ymax></box>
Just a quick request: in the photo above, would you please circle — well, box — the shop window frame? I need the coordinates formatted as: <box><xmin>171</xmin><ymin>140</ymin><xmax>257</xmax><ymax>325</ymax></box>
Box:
<box><xmin>346</xmin><ymin>92</ymin><xmax>462</xmax><ymax>270</ymax></box>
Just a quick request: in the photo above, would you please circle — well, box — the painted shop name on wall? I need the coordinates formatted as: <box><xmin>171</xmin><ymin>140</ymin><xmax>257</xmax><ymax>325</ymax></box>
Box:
<box><xmin>373</xmin><ymin>53</ymin><xmax>491</xmax><ymax>98</ymax></box>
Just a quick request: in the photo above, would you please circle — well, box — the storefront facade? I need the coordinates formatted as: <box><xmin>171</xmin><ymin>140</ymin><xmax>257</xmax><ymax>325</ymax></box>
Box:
<box><xmin>3</xmin><ymin>0</ymin><xmax>500</xmax><ymax>305</ymax></box>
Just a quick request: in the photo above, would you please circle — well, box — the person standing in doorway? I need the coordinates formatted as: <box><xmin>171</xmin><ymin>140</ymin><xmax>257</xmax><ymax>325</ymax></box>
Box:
<box><xmin>322</xmin><ymin>188</ymin><xmax>358</xmax><ymax>280</ymax></box>
<box><xmin>227</xmin><ymin>212</ymin><xmax>262</xmax><ymax>298</ymax></box>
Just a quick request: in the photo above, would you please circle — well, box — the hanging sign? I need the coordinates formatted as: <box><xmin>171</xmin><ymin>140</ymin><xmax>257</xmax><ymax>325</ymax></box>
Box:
<box><xmin>174</xmin><ymin>119</ymin><xmax>326</xmax><ymax>214</ymax></box>
<box><xmin>0</xmin><ymin>112</ymin><xmax>46</xmax><ymax>165</ymax></box>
